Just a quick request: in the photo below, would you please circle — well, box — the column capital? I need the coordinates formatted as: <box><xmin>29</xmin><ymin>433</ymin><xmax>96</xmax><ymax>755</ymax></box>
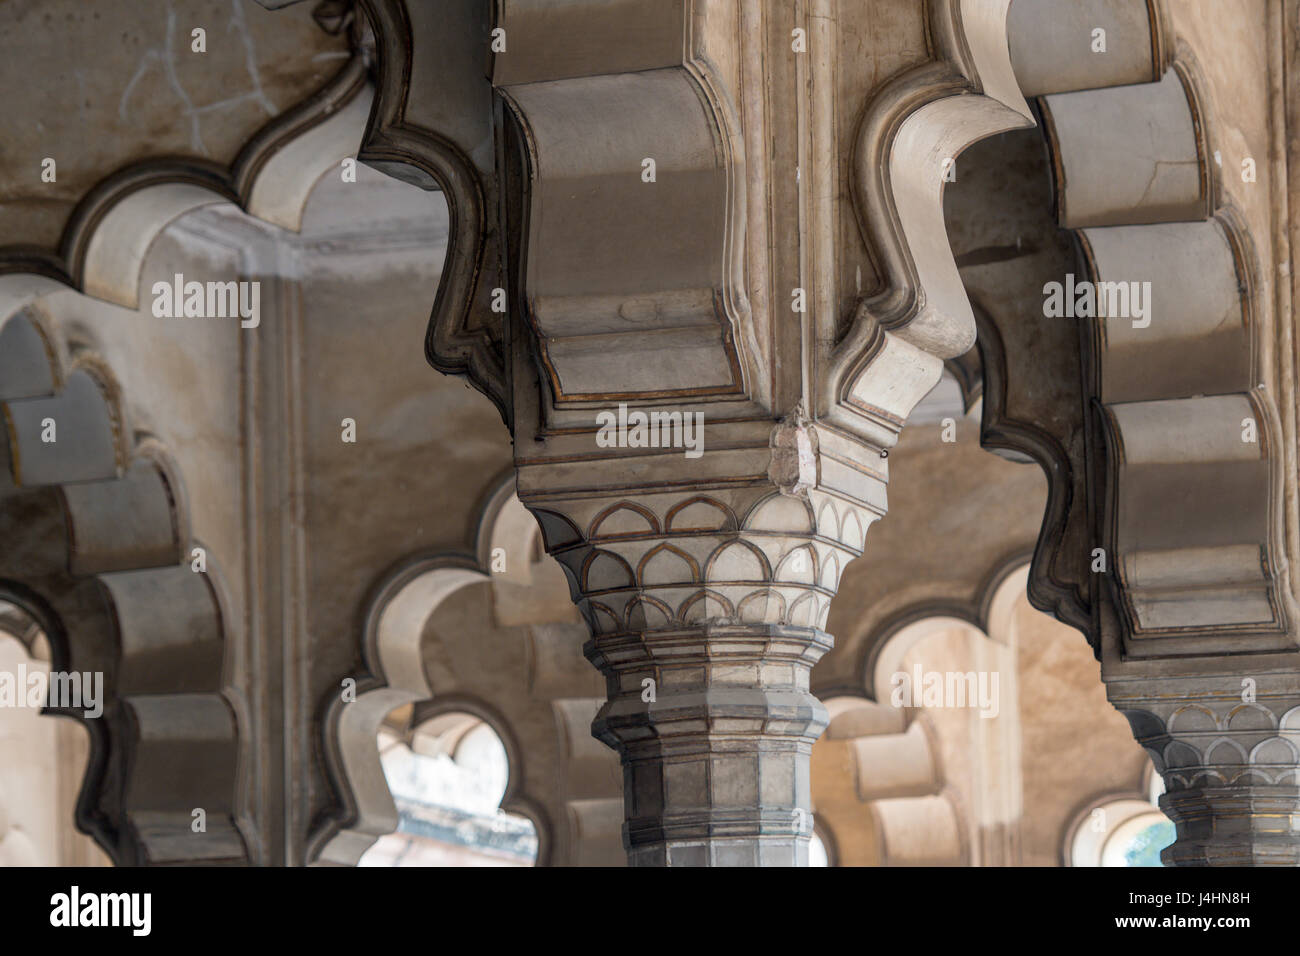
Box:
<box><xmin>1111</xmin><ymin>678</ymin><xmax>1300</xmax><ymax>865</ymax></box>
<box><xmin>517</xmin><ymin>428</ymin><xmax>879</xmax><ymax>640</ymax></box>
<box><xmin>512</xmin><ymin>423</ymin><xmax>880</xmax><ymax>864</ymax></box>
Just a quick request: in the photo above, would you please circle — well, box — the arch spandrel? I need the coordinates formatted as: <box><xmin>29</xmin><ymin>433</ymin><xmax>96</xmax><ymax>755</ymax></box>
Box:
<box><xmin>0</xmin><ymin>2</ymin><xmax>359</xmax><ymax>285</ymax></box>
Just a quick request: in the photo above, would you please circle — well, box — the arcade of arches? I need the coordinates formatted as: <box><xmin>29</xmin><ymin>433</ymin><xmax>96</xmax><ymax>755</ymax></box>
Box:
<box><xmin>2</xmin><ymin>0</ymin><xmax>1299</xmax><ymax>867</ymax></box>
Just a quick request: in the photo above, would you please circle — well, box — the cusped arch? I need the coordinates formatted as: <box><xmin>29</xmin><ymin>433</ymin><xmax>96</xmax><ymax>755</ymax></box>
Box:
<box><xmin>4</xmin><ymin>356</ymin><xmax>129</xmax><ymax>488</ymax></box>
<box><xmin>815</xmin><ymin>499</ymin><xmax>841</xmax><ymax>542</ymax></box>
<box><xmin>2</xmin><ymin>55</ymin><xmax>372</xmax><ymax>313</ymax></box>
<box><xmin>1281</xmin><ymin>706</ymin><xmax>1300</xmax><ymax>732</ymax></box>
<box><xmin>0</xmin><ymin>306</ymin><xmax>63</xmax><ymax>399</ymax></box>
<box><xmin>677</xmin><ymin>589</ymin><xmax>735</xmax><ymax>625</ymax></box>
<box><xmin>839</xmin><ymin>509</ymin><xmax>866</xmax><ymax>553</ymax></box>
<box><xmin>995</xmin><ymin>3</ymin><xmax>1298</xmax><ymax>647</ymax></box>
<box><xmin>823</xmin><ymin>0</ymin><xmax>1034</xmax><ymax>439</ymax></box>
<box><xmin>787</xmin><ymin>592</ymin><xmax>824</xmax><ymax>629</ymax></box>
<box><xmin>625</xmin><ymin>594</ymin><xmax>674</xmax><ymax>631</ymax></box>
<box><xmin>400</xmin><ymin>694</ymin><xmax>551</xmax><ymax>865</ymax></box>
<box><xmin>529</xmin><ymin>508</ymin><xmax>584</xmax><ymax>552</ymax></box>
<box><xmin>840</xmin><ymin>558</ymin><xmax>1031</xmax><ymax>704</ymax></box>
<box><xmin>774</xmin><ymin>545</ymin><xmax>818</xmax><ymax>586</ymax></box>
<box><xmin>1249</xmin><ymin>737</ymin><xmax>1300</xmax><ymax>767</ymax></box>
<box><xmin>1166</xmin><ymin>705</ymin><xmax>1218</xmax><ymax>735</ymax></box>
<box><xmin>1225</xmin><ymin>703</ymin><xmax>1278</xmax><ymax>733</ymax></box>
<box><xmin>819</xmin><ymin>551</ymin><xmax>842</xmax><ymax>592</ymax></box>
<box><xmin>312</xmin><ymin>471</ymin><xmax>583</xmax><ymax>866</ymax></box>
<box><xmin>314</xmin><ymin>553</ymin><xmax>489</xmax><ymax>866</ymax></box>
<box><xmin>0</xmin><ymin>309</ymin><xmax>246</xmax><ymax>864</ymax></box>
<box><xmin>1162</xmin><ymin>741</ymin><xmax>1202</xmax><ymax>770</ymax></box>
<box><xmin>736</xmin><ymin>589</ymin><xmax>787</xmax><ymax>624</ymax></box>
<box><xmin>1202</xmin><ymin>737</ymin><xmax>1249</xmax><ymax>768</ymax></box>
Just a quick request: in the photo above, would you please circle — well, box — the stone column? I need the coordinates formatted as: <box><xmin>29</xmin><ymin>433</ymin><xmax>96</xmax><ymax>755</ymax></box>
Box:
<box><xmin>516</xmin><ymin>420</ymin><xmax>877</xmax><ymax>865</ymax></box>
<box><xmin>1112</xmin><ymin>677</ymin><xmax>1300</xmax><ymax>866</ymax></box>
<box><xmin>592</xmin><ymin>620</ymin><xmax>830</xmax><ymax>866</ymax></box>
<box><xmin>318</xmin><ymin>0</ymin><xmax>1034</xmax><ymax>863</ymax></box>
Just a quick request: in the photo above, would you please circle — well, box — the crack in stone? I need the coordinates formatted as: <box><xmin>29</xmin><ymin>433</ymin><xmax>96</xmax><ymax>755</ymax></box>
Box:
<box><xmin>1135</xmin><ymin>158</ymin><xmax>1199</xmax><ymax>207</ymax></box>
<box><xmin>228</xmin><ymin>0</ymin><xmax>278</xmax><ymax>117</ymax></box>
<box><xmin>161</xmin><ymin>4</ymin><xmax>207</xmax><ymax>154</ymax></box>
<box><xmin>116</xmin><ymin>0</ymin><xmax>283</xmax><ymax>156</ymax></box>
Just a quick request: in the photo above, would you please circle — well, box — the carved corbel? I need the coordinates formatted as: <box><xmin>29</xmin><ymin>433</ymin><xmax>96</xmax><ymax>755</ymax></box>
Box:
<box><xmin>963</xmin><ymin>0</ymin><xmax>1300</xmax><ymax>865</ymax></box>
